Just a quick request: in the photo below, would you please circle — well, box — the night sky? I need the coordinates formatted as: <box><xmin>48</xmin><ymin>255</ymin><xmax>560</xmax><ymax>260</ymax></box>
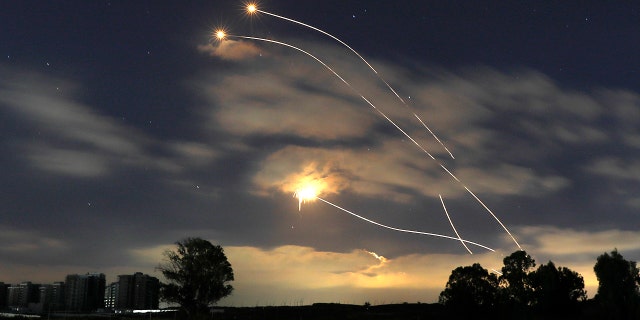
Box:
<box><xmin>1</xmin><ymin>1</ymin><xmax>639</xmax><ymax>306</ymax></box>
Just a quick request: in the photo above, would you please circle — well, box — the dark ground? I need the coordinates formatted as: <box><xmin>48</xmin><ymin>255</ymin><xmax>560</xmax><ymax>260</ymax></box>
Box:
<box><xmin>0</xmin><ymin>301</ymin><xmax>621</xmax><ymax>320</ymax></box>
<box><xmin>1</xmin><ymin>304</ymin><xmax>445</xmax><ymax>320</ymax></box>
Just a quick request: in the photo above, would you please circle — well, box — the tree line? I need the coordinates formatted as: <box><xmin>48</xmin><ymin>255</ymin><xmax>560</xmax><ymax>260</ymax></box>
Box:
<box><xmin>439</xmin><ymin>249</ymin><xmax>640</xmax><ymax>319</ymax></box>
<box><xmin>157</xmin><ymin>238</ymin><xmax>639</xmax><ymax>320</ymax></box>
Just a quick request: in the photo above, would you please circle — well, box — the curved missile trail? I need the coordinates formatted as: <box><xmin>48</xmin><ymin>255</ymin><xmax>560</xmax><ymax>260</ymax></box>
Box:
<box><xmin>250</xmin><ymin>6</ymin><xmax>455</xmax><ymax>159</ymax></box>
<box><xmin>219</xmin><ymin>34</ymin><xmax>521</xmax><ymax>250</ymax></box>
<box><xmin>316</xmin><ymin>196</ymin><xmax>495</xmax><ymax>252</ymax></box>
<box><xmin>439</xmin><ymin>194</ymin><xmax>472</xmax><ymax>254</ymax></box>
<box><xmin>225</xmin><ymin>35</ymin><xmax>436</xmax><ymax>160</ymax></box>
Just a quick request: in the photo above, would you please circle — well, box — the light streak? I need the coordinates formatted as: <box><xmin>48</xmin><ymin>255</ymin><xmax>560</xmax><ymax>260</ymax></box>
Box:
<box><xmin>439</xmin><ymin>194</ymin><xmax>472</xmax><ymax>254</ymax></box>
<box><xmin>316</xmin><ymin>196</ymin><xmax>495</xmax><ymax>252</ymax></box>
<box><xmin>248</xmin><ymin>4</ymin><xmax>454</xmax><ymax>159</ymax></box>
<box><xmin>415</xmin><ymin>114</ymin><xmax>455</xmax><ymax>159</ymax></box>
<box><xmin>464</xmin><ymin>186</ymin><xmax>521</xmax><ymax>249</ymax></box>
<box><xmin>218</xmin><ymin>34</ymin><xmax>521</xmax><ymax>250</ymax></box>
<box><xmin>223</xmin><ymin>35</ymin><xmax>437</xmax><ymax>161</ymax></box>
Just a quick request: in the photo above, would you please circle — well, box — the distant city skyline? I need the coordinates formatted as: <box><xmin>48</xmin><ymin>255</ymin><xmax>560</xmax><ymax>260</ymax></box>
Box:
<box><xmin>1</xmin><ymin>272</ymin><xmax>159</xmax><ymax>314</ymax></box>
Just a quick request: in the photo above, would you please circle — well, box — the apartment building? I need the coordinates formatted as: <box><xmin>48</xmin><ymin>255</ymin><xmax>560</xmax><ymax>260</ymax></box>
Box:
<box><xmin>114</xmin><ymin>272</ymin><xmax>160</xmax><ymax>310</ymax></box>
<box><xmin>64</xmin><ymin>273</ymin><xmax>106</xmax><ymax>312</ymax></box>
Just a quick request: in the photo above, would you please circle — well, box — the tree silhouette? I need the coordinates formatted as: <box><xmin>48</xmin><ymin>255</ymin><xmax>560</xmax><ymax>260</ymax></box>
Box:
<box><xmin>530</xmin><ymin>261</ymin><xmax>586</xmax><ymax>315</ymax></box>
<box><xmin>500</xmin><ymin>250</ymin><xmax>536</xmax><ymax>308</ymax></box>
<box><xmin>158</xmin><ymin>237</ymin><xmax>234</xmax><ymax>319</ymax></box>
<box><xmin>439</xmin><ymin>263</ymin><xmax>499</xmax><ymax>315</ymax></box>
<box><xmin>593</xmin><ymin>249</ymin><xmax>640</xmax><ymax>319</ymax></box>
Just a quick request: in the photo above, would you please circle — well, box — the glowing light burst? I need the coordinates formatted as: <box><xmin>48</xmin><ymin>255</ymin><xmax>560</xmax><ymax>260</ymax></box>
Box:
<box><xmin>295</xmin><ymin>187</ymin><xmax>317</xmax><ymax>202</ymax></box>
<box><xmin>246</xmin><ymin>3</ymin><xmax>257</xmax><ymax>14</ymax></box>
<box><xmin>292</xmin><ymin>176</ymin><xmax>328</xmax><ymax>211</ymax></box>
<box><xmin>294</xmin><ymin>185</ymin><xmax>319</xmax><ymax>211</ymax></box>
<box><xmin>214</xmin><ymin>29</ymin><xmax>226</xmax><ymax>40</ymax></box>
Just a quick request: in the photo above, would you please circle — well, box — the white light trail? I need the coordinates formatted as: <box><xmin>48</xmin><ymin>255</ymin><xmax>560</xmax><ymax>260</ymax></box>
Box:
<box><xmin>415</xmin><ymin>114</ymin><xmax>455</xmax><ymax>159</ymax></box>
<box><xmin>439</xmin><ymin>194</ymin><xmax>472</xmax><ymax>254</ymax></box>
<box><xmin>317</xmin><ymin>196</ymin><xmax>495</xmax><ymax>252</ymax></box>
<box><xmin>251</xmin><ymin>6</ymin><xmax>454</xmax><ymax>159</ymax></box>
<box><xmin>464</xmin><ymin>186</ymin><xmax>521</xmax><ymax>249</ymax></box>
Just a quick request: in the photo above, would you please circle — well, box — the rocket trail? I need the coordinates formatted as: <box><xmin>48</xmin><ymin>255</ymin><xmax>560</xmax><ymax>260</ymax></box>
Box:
<box><xmin>439</xmin><ymin>194</ymin><xmax>472</xmax><ymax>254</ymax></box>
<box><xmin>221</xmin><ymin>34</ymin><xmax>521</xmax><ymax>250</ymax></box>
<box><xmin>316</xmin><ymin>196</ymin><xmax>495</xmax><ymax>252</ymax></box>
<box><xmin>227</xmin><ymin>35</ymin><xmax>351</xmax><ymax>88</ymax></box>
<box><xmin>415</xmin><ymin>114</ymin><xmax>455</xmax><ymax>159</ymax></box>
<box><xmin>251</xmin><ymin>6</ymin><xmax>454</xmax><ymax>159</ymax></box>
<box><xmin>225</xmin><ymin>35</ymin><xmax>437</xmax><ymax>161</ymax></box>
<box><xmin>464</xmin><ymin>186</ymin><xmax>521</xmax><ymax>249</ymax></box>
<box><xmin>253</xmin><ymin>9</ymin><xmax>388</xmax><ymax>94</ymax></box>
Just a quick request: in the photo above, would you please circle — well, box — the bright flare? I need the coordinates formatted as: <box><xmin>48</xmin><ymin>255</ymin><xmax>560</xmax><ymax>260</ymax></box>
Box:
<box><xmin>294</xmin><ymin>180</ymin><xmax>324</xmax><ymax>211</ymax></box>
<box><xmin>246</xmin><ymin>3</ymin><xmax>257</xmax><ymax>13</ymax></box>
<box><xmin>215</xmin><ymin>30</ymin><xmax>226</xmax><ymax>40</ymax></box>
<box><xmin>294</xmin><ymin>187</ymin><xmax>317</xmax><ymax>211</ymax></box>
<box><xmin>296</xmin><ymin>186</ymin><xmax>317</xmax><ymax>200</ymax></box>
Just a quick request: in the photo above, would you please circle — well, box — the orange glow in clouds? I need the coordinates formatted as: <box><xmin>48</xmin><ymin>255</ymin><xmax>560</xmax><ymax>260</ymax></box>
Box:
<box><xmin>272</xmin><ymin>160</ymin><xmax>349</xmax><ymax>211</ymax></box>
